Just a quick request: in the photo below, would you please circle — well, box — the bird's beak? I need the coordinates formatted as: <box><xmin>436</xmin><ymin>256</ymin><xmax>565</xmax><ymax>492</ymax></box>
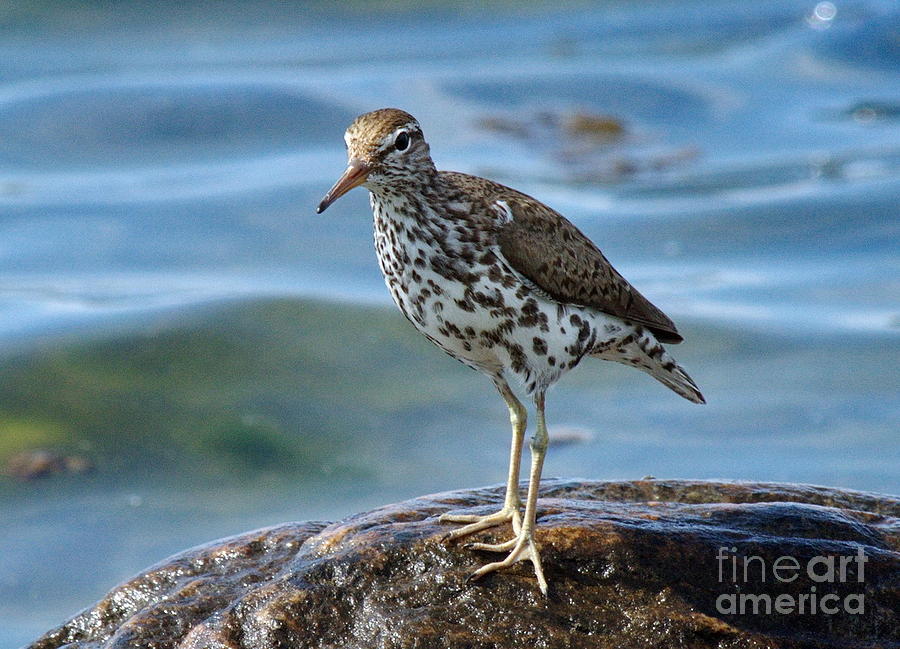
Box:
<box><xmin>316</xmin><ymin>158</ymin><xmax>371</xmax><ymax>214</ymax></box>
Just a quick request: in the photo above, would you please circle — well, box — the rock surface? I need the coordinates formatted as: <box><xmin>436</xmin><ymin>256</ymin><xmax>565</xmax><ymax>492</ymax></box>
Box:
<box><xmin>28</xmin><ymin>479</ymin><xmax>900</xmax><ymax>649</ymax></box>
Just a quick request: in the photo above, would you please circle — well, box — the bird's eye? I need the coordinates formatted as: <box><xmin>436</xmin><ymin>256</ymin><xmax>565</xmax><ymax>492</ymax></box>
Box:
<box><xmin>394</xmin><ymin>131</ymin><xmax>410</xmax><ymax>152</ymax></box>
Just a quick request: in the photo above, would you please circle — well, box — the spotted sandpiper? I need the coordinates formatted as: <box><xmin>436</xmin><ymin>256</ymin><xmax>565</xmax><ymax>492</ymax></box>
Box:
<box><xmin>316</xmin><ymin>108</ymin><xmax>704</xmax><ymax>595</ymax></box>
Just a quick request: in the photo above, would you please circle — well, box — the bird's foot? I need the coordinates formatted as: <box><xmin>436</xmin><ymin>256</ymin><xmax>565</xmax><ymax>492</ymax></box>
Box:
<box><xmin>439</xmin><ymin>504</ymin><xmax>522</xmax><ymax>541</ymax></box>
<box><xmin>467</xmin><ymin>526</ymin><xmax>548</xmax><ymax>596</ymax></box>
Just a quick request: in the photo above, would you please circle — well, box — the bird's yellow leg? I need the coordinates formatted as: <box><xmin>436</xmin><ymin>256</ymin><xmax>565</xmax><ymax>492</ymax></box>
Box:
<box><xmin>468</xmin><ymin>390</ymin><xmax>549</xmax><ymax>596</ymax></box>
<box><xmin>440</xmin><ymin>378</ymin><xmax>525</xmax><ymax>539</ymax></box>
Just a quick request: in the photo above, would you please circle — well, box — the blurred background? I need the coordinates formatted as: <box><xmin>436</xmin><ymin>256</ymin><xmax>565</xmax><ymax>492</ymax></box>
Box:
<box><xmin>1</xmin><ymin>0</ymin><xmax>898</xmax><ymax>645</ymax></box>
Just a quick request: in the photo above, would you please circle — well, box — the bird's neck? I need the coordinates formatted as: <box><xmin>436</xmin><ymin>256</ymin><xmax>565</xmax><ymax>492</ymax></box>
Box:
<box><xmin>370</xmin><ymin>173</ymin><xmax>455</xmax><ymax>226</ymax></box>
<box><xmin>370</xmin><ymin>174</ymin><xmax>480</xmax><ymax>253</ymax></box>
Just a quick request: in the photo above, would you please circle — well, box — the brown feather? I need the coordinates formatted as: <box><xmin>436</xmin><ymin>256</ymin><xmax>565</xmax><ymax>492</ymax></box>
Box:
<box><xmin>442</xmin><ymin>172</ymin><xmax>683</xmax><ymax>344</ymax></box>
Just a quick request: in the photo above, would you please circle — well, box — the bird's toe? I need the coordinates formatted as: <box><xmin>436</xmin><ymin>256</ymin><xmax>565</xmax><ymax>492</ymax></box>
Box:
<box><xmin>467</xmin><ymin>529</ymin><xmax>548</xmax><ymax>596</ymax></box>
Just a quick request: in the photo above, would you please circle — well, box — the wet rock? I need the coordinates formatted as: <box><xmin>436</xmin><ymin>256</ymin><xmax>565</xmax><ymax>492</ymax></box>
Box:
<box><xmin>5</xmin><ymin>449</ymin><xmax>93</xmax><ymax>480</ymax></box>
<box><xmin>28</xmin><ymin>479</ymin><xmax>900</xmax><ymax>649</ymax></box>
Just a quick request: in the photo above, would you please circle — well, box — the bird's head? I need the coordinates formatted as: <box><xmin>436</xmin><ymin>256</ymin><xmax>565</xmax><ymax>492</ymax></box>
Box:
<box><xmin>316</xmin><ymin>108</ymin><xmax>436</xmax><ymax>213</ymax></box>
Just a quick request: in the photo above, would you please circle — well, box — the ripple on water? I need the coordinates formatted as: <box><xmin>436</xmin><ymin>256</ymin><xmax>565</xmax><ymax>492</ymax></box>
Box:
<box><xmin>0</xmin><ymin>80</ymin><xmax>355</xmax><ymax>170</ymax></box>
<box><xmin>444</xmin><ymin>73</ymin><xmax>710</xmax><ymax>127</ymax></box>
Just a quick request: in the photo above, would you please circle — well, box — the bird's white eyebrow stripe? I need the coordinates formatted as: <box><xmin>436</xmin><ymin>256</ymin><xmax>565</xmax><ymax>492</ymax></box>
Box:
<box><xmin>493</xmin><ymin>200</ymin><xmax>514</xmax><ymax>223</ymax></box>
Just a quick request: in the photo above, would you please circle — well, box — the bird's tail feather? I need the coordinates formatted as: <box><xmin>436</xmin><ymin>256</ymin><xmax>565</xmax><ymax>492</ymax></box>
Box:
<box><xmin>650</xmin><ymin>362</ymin><xmax>705</xmax><ymax>404</ymax></box>
<box><xmin>593</xmin><ymin>328</ymin><xmax>706</xmax><ymax>404</ymax></box>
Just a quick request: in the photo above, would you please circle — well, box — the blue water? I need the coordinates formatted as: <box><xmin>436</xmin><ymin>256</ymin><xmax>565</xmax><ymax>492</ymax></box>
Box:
<box><xmin>1</xmin><ymin>1</ymin><xmax>898</xmax><ymax>646</ymax></box>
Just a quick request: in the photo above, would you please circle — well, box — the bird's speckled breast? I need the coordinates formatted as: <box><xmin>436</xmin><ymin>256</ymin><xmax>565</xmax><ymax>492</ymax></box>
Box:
<box><xmin>369</xmin><ymin>191</ymin><xmax>614</xmax><ymax>393</ymax></box>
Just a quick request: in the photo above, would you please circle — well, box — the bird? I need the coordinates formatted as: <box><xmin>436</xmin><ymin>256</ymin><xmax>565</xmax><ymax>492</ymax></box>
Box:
<box><xmin>316</xmin><ymin>108</ymin><xmax>704</xmax><ymax>595</ymax></box>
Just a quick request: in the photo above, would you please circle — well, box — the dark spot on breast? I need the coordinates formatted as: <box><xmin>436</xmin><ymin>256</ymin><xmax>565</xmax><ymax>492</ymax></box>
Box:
<box><xmin>518</xmin><ymin>299</ymin><xmax>542</xmax><ymax>327</ymax></box>
<box><xmin>592</xmin><ymin>339</ymin><xmax>614</xmax><ymax>354</ymax></box>
<box><xmin>471</xmin><ymin>288</ymin><xmax>505</xmax><ymax>310</ymax></box>
<box><xmin>446</xmin><ymin>323</ymin><xmax>465</xmax><ymax>340</ymax></box>
<box><xmin>431</xmin><ymin>255</ymin><xmax>478</xmax><ymax>284</ymax></box>
<box><xmin>532</xmin><ymin>337</ymin><xmax>547</xmax><ymax>355</ymax></box>
<box><xmin>578</xmin><ymin>323</ymin><xmax>590</xmax><ymax>342</ymax></box>
<box><xmin>508</xmin><ymin>343</ymin><xmax>527</xmax><ymax>373</ymax></box>
<box><xmin>480</xmin><ymin>331</ymin><xmax>499</xmax><ymax>348</ymax></box>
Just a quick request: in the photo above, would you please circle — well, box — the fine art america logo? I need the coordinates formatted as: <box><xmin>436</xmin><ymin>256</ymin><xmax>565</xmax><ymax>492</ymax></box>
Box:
<box><xmin>715</xmin><ymin>546</ymin><xmax>867</xmax><ymax>615</ymax></box>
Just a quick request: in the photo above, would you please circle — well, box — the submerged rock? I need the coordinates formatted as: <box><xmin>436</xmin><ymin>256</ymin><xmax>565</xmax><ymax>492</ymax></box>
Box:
<box><xmin>475</xmin><ymin>108</ymin><xmax>699</xmax><ymax>183</ymax></box>
<box><xmin>28</xmin><ymin>480</ymin><xmax>899</xmax><ymax>649</ymax></box>
<box><xmin>5</xmin><ymin>449</ymin><xmax>93</xmax><ymax>481</ymax></box>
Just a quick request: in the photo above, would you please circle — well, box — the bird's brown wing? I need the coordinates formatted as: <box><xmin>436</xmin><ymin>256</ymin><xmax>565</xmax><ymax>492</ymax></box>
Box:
<box><xmin>493</xmin><ymin>193</ymin><xmax>683</xmax><ymax>344</ymax></box>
